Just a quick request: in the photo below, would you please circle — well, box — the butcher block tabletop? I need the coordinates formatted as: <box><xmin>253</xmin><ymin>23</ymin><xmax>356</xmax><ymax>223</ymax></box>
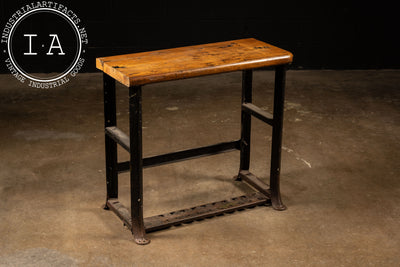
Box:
<box><xmin>96</xmin><ymin>38</ymin><xmax>293</xmax><ymax>87</ymax></box>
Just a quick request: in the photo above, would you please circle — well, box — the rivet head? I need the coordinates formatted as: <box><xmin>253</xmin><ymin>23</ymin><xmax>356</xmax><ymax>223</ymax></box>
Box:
<box><xmin>138</xmin><ymin>198</ymin><xmax>141</xmax><ymax>202</ymax></box>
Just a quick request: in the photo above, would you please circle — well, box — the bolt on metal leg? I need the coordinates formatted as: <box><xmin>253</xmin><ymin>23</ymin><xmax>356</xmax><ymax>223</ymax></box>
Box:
<box><xmin>129</xmin><ymin>85</ymin><xmax>150</xmax><ymax>245</ymax></box>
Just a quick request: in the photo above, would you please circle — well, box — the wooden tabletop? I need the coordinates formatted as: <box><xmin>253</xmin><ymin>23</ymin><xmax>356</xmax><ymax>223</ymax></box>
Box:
<box><xmin>96</xmin><ymin>38</ymin><xmax>293</xmax><ymax>87</ymax></box>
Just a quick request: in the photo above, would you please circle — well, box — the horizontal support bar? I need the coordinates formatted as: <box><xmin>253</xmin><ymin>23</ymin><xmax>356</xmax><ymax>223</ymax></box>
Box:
<box><xmin>117</xmin><ymin>162</ymin><xmax>130</xmax><ymax>173</ymax></box>
<box><xmin>239</xmin><ymin>170</ymin><xmax>271</xmax><ymax>197</ymax></box>
<box><xmin>117</xmin><ymin>161</ymin><xmax>131</xmax><ymax>173</ymax></box>
<box><xmin>105</xmin><ymin>127</ymin><xmax>130</xmax><ymax>152</ymax></box>
<box><xmin>145</xmin><ymin>193</ymin><xmax>269</xmax><ymax>232</ymax></box>
<box><xmin>106</xmin><ymin>198</ymin><xmax>131</xmax><ymax>228</ymax></box>
<box><xmin>106</xmin><ymin>192</ymin><xmax>270</xmax><ymax>233</ymax></box>
<box><xmin>117</xmin><ymin>140</ymin><xmax>241</xmax><ymax>172</ymax></box>
<box><xmin>144</xmin><ymin>140</ymin><xmax>241</xmax><ymax>168</ymax></box>
<box><xmin>242</xmin><ymin>103</ymin><xmax>273</xmax><ymax>126</ymax></box>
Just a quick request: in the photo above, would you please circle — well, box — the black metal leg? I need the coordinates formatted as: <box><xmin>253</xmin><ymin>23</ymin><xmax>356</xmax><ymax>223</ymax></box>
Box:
<box><xmin>103</xmin><ymin>73</ymin><xmax>118</xmax><ymax>208</ymax></box>
<box><xmin>270</xmin><ymin>65</ymin><xmax>287</xmax><ymax>211</ymax></box>
<box><xmin>129</xmin><ymin>85</ymin><xmax>150</xmax><ymax>245</ymax></box>
<box><xmin>238</xmin><ymin>69</ymin><xmax>252</xmax><ymax>178</ymax></box>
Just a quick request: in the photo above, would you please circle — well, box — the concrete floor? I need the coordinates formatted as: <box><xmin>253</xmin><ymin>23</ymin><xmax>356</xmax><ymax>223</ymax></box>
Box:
<box><xmin>0</xmin><ymin>70</ymin><xmax>399</xmax><ymax>266</ymax></box>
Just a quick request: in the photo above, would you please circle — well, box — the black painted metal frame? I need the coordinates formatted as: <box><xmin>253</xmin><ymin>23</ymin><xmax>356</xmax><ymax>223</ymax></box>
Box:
<box><xmin>102</xmin><ymin>65</ymin><xmax>288</xmax><ymax>245</ymax></box>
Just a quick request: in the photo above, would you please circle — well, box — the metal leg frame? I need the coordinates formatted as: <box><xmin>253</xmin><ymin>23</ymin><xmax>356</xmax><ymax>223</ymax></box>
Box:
<box><xmin>270</xmin><ymin>65</ymin><xmax>287</xmax><ymax>210</ymax></box>
<box><xmin>237</xmin><ymin>66</ymin><xmax>287</xmax><ymax>210</ymax></box>
<box><xmin>129</xmin><ymin>85</ymin><xmax>150</xmax><ymax>244</ymax></box>
<box><xmin>239</xmin><ymin>69</ymin><xmax>252</xmax><ymax>172</ymax></box>
<box><xmin>103</xmin><ymin>73</ymin><xmax>118</xmax><ymax>207</ymax></box>
<box><xmin>102</xmin><ymin>65</ymin><xmax>288</xmax><ymax>244</ymax></box>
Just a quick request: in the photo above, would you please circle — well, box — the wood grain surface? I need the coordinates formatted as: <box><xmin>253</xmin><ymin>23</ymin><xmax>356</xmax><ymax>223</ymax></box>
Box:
<box><xmin>96</xmin><ymin>38</ymin><xmax>293</xmax><ymax>87</ymax></box>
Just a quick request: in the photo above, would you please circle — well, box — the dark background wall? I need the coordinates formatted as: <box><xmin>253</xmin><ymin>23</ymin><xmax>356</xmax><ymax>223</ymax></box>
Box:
<box><xmin>1</xmin><ymin>0</ymin><xmax>399</xmax><ymax>73</ymax></box>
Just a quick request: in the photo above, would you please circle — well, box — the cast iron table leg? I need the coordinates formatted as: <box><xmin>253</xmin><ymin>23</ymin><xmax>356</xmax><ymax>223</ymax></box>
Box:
<box><xmin>129</xmin><ymin>85</ymin><xmax>150</xmax><ymax>245</ymax></box>
<box><xmin>238</xmin><ymin>69</ymin><xmax>253</xmax><ymax>177</ymax></box>
<box><xmin>103</xmin><ymin>73</ymin><xmax>118</xmax><ymax>208</ymax></box>
<box><xmin>270</xmin><ymin>65</ymin><xmax>287</xmax><ymax>211</ymax></box>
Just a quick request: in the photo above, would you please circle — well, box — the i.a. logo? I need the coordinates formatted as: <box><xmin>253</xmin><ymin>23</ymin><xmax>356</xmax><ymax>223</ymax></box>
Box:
<box><xmin>24</xmin><ymin>34</ymin><xmax>66</xmax><ymax>55</ymax></box>
<box><xmin>2</xmin><ymin>3</ymin><xmax>88</xmax><ymax>88</ymax></box>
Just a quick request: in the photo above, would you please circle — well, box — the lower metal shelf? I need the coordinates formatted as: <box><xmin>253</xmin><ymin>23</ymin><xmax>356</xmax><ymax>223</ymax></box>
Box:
<box><xmin>107</xmin><ymin>192</ymin><xmax>271</xmax><ymax>233</ymax></box>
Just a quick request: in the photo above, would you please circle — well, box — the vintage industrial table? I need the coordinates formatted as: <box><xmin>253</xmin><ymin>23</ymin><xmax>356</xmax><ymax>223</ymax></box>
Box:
<box><xmin>96</xmin><ymin>38</ymin><xmax>293</xmax><ymax>245</ymax></box>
